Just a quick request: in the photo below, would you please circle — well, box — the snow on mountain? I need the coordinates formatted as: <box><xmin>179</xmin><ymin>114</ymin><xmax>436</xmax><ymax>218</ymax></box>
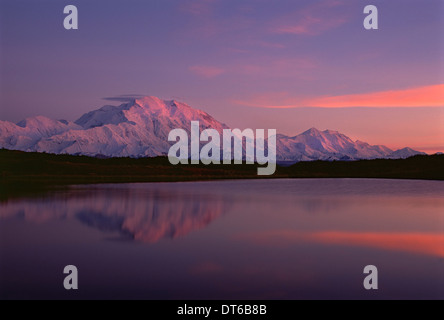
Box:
<box><xmin>276</xmin><ymin>128</ymin><xmax>401</xmax><ymax>161</ymax></box>
<box><xmin>387</xmin><ymin>147</ymin><xmax>427</xmax><ymax>159</ymax></box>
<box><xmin>30</xmin><ymin>96</ymin><xmax>228</xmax><ymax>157</ymax></box>
<box><xmin>0</xmin><ymin>96</ymin><xmax>426</xmax><ymax>161</ymax></box>
<box><xmin>0</xmin><ymin>116</ymin><xmax>81</xmax><ymax>151</ymax></box>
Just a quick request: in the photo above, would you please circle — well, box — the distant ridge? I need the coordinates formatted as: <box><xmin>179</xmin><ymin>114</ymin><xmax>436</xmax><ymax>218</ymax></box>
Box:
<box><xmin>0</xmin><ymin>96</ymin><xmax>426</xmax><ymax>161</ymax></box>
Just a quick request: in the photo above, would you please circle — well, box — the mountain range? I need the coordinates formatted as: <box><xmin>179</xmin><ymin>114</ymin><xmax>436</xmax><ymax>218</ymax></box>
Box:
<box><xmin>0</xmin><ymin>96</ymin><xmax>425</xmax><ymax>161</ymax></box>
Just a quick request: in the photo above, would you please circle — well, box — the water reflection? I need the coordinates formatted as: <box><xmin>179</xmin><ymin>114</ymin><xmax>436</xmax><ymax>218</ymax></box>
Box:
<box><xmin>1</xmin><ymin>179</ymin><xmax>444</xmax><ymax>299</ymax></box>
<box><xmin>0</xmin><ymin>185</ymin><xmax>229</xmax><ymax>243</ymax></box>
<box><xmin>238</xmin><ymin>230</ymin><xmax>444</xmax><ymax>258</ymax></box>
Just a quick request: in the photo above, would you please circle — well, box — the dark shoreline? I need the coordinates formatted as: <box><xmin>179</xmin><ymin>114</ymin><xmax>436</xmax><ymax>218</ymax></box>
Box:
<box><xmin>1</xmin><ymin>149</ymin><xmax>444</xmax><ymax>200</ymax></box>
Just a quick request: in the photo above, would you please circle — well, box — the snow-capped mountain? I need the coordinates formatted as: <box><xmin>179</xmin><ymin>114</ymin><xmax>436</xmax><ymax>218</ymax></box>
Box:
<box><xmin>0</xmin><ymin>116</ymin><xmax>81</xmax><ymax>152</ymax></box>
<box><xmin>275</xmin><ymin>128</ymin><xmax>424</xmax><ymax>161</ymax></box>
<box><xmin>0</xmin><ymin>96</ymin><xmax>426</xmax><ymax>161</ymax></box>
<box><xmin>387</xmin><ymin>147</ymin><xmax>426</xmax><ymax>159</ymax></box>
<box><xmin>1</xmin><ymin>97</ymin><xmax>228</xmax><ymax>157</ymax></box>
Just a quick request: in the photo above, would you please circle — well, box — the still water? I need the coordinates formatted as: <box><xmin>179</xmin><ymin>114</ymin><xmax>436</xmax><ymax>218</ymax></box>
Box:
<box><xmin>1</xmin><ymin>179</ymin><xmax>443</xmax><ymax>299</ymax></box>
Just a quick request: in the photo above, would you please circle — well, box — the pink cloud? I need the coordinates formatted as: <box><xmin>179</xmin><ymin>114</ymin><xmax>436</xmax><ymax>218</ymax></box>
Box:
<box><xmin>274</xmin><ymin>16</ymin><xmax>346</xmax><ymax>36</ymax></box>
<box><xmin>411</xmin><ymin>145</ymin><xmax>444</xmax><ymax>154</ymax></box>
<box><xmin>271</xmin><ymin>0</ymin><xmax>348</xmax><ymax>36</ymax></box>
<box><xmin>234</xmin><ymin>84</ymin><xmax>444</xmax><ymax>108</ymax></box>
<box><xmin>189</xmin><ymin>65</ymin><xmax>225</xmax><ymax>78</ymax></box>
<box><xmin>309</xmin><ymin>84</ymin><xmax>444</xmax><ymax>108</ymax></box>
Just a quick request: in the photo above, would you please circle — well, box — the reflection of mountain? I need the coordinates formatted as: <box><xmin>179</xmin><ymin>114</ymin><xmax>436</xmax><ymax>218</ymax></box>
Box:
<box><xmin>0</xmin><ymin>185</ymin><xmax>229</xmax><ymax>243</ymax></box>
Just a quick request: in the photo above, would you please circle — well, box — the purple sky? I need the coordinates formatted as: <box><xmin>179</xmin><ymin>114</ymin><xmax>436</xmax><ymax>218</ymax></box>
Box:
<box><xmin>0</xmin><ymin>0</ymin><xmax>443</xmax><ymax>152</ymax></box>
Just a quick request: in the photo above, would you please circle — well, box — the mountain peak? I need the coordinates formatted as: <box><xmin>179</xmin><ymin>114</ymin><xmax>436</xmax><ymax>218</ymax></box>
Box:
<box><xmin>131</xmin><ymin>96</ymin><xmax>196</xmax><ymax>117</ymax></box>
<box><xmin>0</xmin><ymin>95</ymin><xmax>425</xmax><ymax>160</ymax></box>
<box><xmin>16</xmin><ymin>115</ymin><xmax>56</xmax><ymax>128</ymax></box>
<box><xmin>301</xmin><ymin>128</ymin><xmax>343</xmax><ymax>137</ymax></box>
<box><xmin>323</xmin><ymin>129</ymin><xmax>340</xmax><ymax>135</ymax></box>
<box><xmin>389</xmin><ymin>147</ymin><xmax>426</xmax><ymax>159</ymax></box>
<box><xmin>302</xmin><ymin>127</ymin><xmax>322</xmax><ymax>135</ymax></box>
<box><xmin>134</xmin><ymin>96</ymin><xmax>165</xmax><ymax>108</ymax></box>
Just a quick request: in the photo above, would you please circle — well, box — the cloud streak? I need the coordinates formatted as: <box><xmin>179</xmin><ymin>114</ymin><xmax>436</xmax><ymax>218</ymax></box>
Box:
<box><xmin>102</xmin><ymin>94</ymin><xmax>150</xmax><ymax>102</ymax></box>
<box><xmin>273</xmin><ymin>15</ymin><xmax>346</xmax><ymax>36</ymax></box>
<box><xmin>309</xmin><ymin>84</ymin><xmax>444</xmax><ymax>108</ymax></box>
<box><xmin>235</xmin><ymin>84</ymin><xmax>444</xmax><ymax>108</ymax></box>
<box><xmin>271</xmin><ymin>0</ymin><xmax>348</xmax><ymax>36</ymax></box>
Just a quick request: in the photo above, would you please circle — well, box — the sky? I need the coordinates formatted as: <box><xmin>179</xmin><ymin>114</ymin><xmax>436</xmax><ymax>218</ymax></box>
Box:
<box><xmin>0</xmin><ymin>0</ymin><xmax>443</xmax><ymax>153</ymax></box>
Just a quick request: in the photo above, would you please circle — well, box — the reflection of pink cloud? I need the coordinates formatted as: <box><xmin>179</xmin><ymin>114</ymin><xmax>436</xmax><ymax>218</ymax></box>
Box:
<box><xmin>271</xmin><ymin>0</ymin><xmax>347</xmax><ymax>36</ymax></box>
<box><xmin>239</xmin><ymin>230</ymin><xmax>444</xmax><ymax>258</ymax></box>
<box><xmin>311</xmin><ymin>232</ymin><xmax>444</xmax><ymax>257</ymax></box>
<box><xmin>234</xmin><ymin>84</ymin><xmax>444</xmax><ymax>108</ymax></box>
<box><xmin>189</xmin><ymin>65</ymin><xmax>225</xmax><ymax>78</ymax></box>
